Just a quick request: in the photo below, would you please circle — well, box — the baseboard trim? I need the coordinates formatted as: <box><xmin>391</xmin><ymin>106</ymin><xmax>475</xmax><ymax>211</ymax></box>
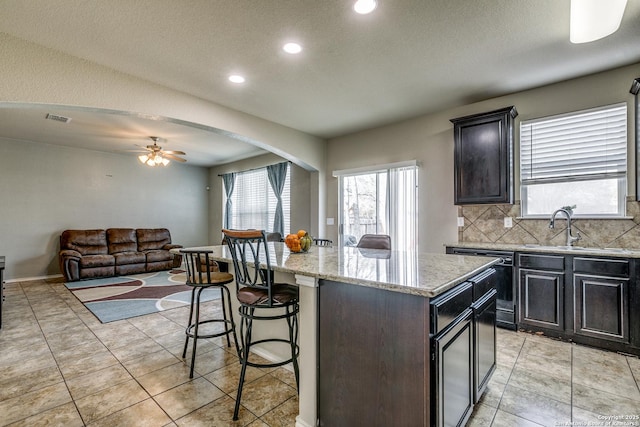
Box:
<box><xmin>4</xmin><ymin>274</ymin><xmax>63</xmax><ymax>283</ymax></box>
<box><xmin>295</xmin><ymin>415</ymin><xmax>314</xmax><ymax>427</ymax></box>
<box><xmin>249</xmin><ymin>346</ymin><xmax>294</xmax><ymax>373</ymax></box>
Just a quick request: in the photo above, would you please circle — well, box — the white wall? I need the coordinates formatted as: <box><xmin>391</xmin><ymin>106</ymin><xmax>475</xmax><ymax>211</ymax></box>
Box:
<box><xmin>0</xmin><ymin>138</ymin><xmax>209</xmax><ymax>280</ymax></box>
<box><xmin>326</xmin><ymin>63</ymin><xmax>640</xmax><ymax>253</ymax></box>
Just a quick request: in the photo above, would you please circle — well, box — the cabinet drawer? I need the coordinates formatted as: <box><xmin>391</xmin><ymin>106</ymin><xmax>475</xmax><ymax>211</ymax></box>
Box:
<box><xmin>573</xmin><ymin>257</ymin><xmax>629</xmax><ymax>278</ymax></box>
<box><xmin>430</xmin><ymin>282</ymin><xmax>473</xmax><ymax>335</ymax></box>
<box><xmin>518</xmin><ymin>254</ymin><xmax>564</xmax><ymax>271</ymax></box>
<box><xmin>469</xmin><ymin>268</ymin><xmax>496</xmax><ymax>302</ymax></box>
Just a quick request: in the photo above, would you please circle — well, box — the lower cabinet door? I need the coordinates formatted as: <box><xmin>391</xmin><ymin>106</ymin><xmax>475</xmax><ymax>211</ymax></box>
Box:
<box><xmin>574</xmin><ymin>274</ymin><xmax>629</xmax><ymax>343</ymax></box>
<box><xmin>519</xmin><ymin>268</ymin><xmax>565</xmax><ymax>331</ymax></box>
<box><xmin>433</xmin><ymin>309</ymin><xmax>474</xmax><ymax>427</ymax></box>
<box><xmin>474</xmin><ymin>290</ymin><xmax>497</xmax><ymax>402</ymax></box>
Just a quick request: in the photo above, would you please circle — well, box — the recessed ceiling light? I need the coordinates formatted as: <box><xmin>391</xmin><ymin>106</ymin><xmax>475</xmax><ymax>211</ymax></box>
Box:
<box><xmin>570</xmin><ymin>0</ymin><xmax>627</xmax><ymax>43</ymax></box>
<box><xmin>354</xmin><ymin>0</ymin><xmax>377</xmax><ymax>14</ymax></box>
<box><xmin>283</xmin><ymin>42</ymin><xmax>302</xmax><ymax>54</ymax></box>
<box><xmin>228</xmin><ymin>75</ymin><xmax>245</xmax><ymax>83</ymax></box>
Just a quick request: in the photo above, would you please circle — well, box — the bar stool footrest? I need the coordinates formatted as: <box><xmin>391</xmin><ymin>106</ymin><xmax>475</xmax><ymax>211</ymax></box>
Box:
<box><xmin>186</xmin><ymin>319</ymin><xmax>235</xmax><ymax>340</ymax></box>
<box><xmin>241</xmin><ymin>338</ymin><xmax>299</xmax><ymax>369</ymax></box>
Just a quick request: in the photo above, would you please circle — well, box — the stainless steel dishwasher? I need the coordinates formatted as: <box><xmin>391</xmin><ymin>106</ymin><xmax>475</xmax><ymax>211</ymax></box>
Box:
<box><xmin>446</xmin><ymin>247</ymin><xmax>516</xmax><ymax>330</ymax></box>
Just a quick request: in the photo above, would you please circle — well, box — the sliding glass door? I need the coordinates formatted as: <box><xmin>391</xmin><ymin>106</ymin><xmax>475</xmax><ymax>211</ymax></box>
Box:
<box><xmin>338</xmin><ymin>163</ymin><xmax>418</xmax><ymax>250</ymax></box>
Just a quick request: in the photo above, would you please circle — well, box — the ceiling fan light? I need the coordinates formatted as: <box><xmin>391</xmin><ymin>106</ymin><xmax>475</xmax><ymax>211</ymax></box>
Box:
<box><xmin>570</xmin><ymin>0</ymin><xmax>627</xmax><ymax>44</ymax></box>
<box><xmin>138</xmin><ymin>154</ymin><xmax>149</xmax><ymax>164</ymax></box>
<box><xmin>161</xmin><ymin>158</ymin><xmax>170</xmax><ymax>166</ymax></box>
<box><xmin>154</xmin><ymin>154</ymin><xmax>163</xmax><ymax>164</ymax></box>
<box><xmin>146</xmin><ymin>158</ymin><xmax>156</xmax><ymax>166</ymax></box>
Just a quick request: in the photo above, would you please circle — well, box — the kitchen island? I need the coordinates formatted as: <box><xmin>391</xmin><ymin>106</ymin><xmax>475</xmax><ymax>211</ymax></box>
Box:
<box><xmin>178</xmin><ymin>244</ymin><xmax>499</xmax><ymax>427</ymax></box>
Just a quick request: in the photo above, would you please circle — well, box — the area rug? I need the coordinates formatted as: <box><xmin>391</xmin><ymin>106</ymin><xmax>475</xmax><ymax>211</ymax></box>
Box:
<box><xmin>65</xmin><ymin>269</ymin><xmax>221</xmax><ymax>323</ymax></box>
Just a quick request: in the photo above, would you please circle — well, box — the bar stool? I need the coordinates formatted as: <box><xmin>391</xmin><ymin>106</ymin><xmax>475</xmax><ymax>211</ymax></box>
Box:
<box><xmin>356</xmin><ymin>233</ymin><xmax>391</xmax><ymax>249</ymax></box>
<box><xmin>180</xmin><ymin>249</ymin><xmax>239</xmax><ymax>378</ymax></box>
<box><xmin>222</xmin><ymin>229</ymin><xmax>300</xmax><ymax>421</ymax></box>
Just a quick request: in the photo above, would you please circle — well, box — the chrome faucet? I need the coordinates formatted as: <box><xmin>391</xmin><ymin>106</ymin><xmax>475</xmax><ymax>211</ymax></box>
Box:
<box><xmin>549</xmin><ymin>208</ymin><xmax>581</xmax><ymax>247</ymax></box>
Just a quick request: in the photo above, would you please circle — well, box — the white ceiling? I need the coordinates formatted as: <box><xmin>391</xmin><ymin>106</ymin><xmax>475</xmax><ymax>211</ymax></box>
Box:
<box><xmin>0</xmin><ymin>0</ymin><xmax>639</xmax><ymax>166</ymax></box>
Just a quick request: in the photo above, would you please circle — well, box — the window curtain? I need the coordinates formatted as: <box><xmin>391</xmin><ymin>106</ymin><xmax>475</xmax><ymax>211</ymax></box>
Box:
<box><xmin>267</xmin><ymin>162</ymin><xmax>288</xmax><ymax>237</ymax></box>
<box><xmin>222</xmin><ymin>172</ymin><xmax>236</xmax><ymax>229</ymax></box>
<box><xmin>388</xmin><ymin>166</ymin><xmax>418</xmax><ymax>251</ymax></box>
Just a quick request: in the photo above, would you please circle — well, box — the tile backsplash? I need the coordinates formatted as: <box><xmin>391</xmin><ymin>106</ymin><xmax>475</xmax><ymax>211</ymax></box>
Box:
<box><xmin>458</xmin><ymin>197</ymin><xmax>640</xmax><ymax>249</ymax></box>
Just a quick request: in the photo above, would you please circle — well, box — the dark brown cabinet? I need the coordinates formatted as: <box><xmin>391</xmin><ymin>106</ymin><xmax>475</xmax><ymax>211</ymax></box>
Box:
<box><xmin>519</xmin><ymin>269</ymin><xmax>565</xmax><ymax>331</ymax></box>
<box><xmin>518</xmin><ymin>254</ymin><xmax>566</xmax><ymax>332</ymax></box>
<box><xmin>318</xmin><ymin>269</ymin><xmax>497</xmax><ymax>427</ymax></box>
<box><xmin>318</xmin><ymin>279</ymin><xmax>431</xmax><ymax>427</ymax></box>
<box><xmin>573</xmin><ymin>257</ymin><xmax>630</xmax><ymax>344</ymax></box>
<box><xmin>473</xmin><ymin>289</ymin><xmax>496</xmax><ymax>402</ymax></box>
<box><xmin>432</xmin><ymin>309</ymin><xmax>474</xmax><ymax>427</ymax></box>
<box><xmin>451</xmin><ymin>106</ymin><xmax>517</xmax><ymax>205</ymax></box>
<box><xmin>516</xmin><ymin>252</ymin><xmax>639</xmax><ymax>355</ymax></box>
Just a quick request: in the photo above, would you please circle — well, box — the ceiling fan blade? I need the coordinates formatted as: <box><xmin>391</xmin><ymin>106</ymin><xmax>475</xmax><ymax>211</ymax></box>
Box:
<box><xmin>163</xmin><ymin>153</ymin><xmax>187</xmax><ymax>163</ymax></box>
<box><xmin>162</xmin><ymin>150</ymin><xmax>186</xmax><ymax>155</ymax></box>
<box><xmin>125</xmin><ymin>149</ymin><xmax>150</xmax><ymax>153</ymax></box>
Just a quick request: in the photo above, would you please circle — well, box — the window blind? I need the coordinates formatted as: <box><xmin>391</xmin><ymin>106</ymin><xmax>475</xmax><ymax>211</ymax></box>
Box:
<box><xmin>520</xmin><ymin>103</ymin><xmax>627</xmax><ymax>185</ymax></box>
<box><xmin>228</xmin><ymin>164</ymin><xmax>290</xmax><ymax>233</ymax></box>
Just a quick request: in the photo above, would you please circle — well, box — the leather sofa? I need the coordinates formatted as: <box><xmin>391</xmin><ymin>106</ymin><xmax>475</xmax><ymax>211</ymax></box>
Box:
<box><xmin>59</xmin><ymin>228</ymin><xmax>183</xmax><ymax>281</ymax></box>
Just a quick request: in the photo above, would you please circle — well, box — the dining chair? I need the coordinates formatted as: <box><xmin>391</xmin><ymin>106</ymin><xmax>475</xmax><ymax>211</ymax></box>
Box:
<box><xmin>313</xmin><ymin>238</ymin><xmax>333</xmax><ymax>246</ymax></box>
<box><xmin>266</xmin><ymin>231</ymin><xmax>283</xmax><ymax>242</ymax></box>
<box><xmin>356</xmin><ymin>234</ymin><xmax>391</xmax><ymax>250</ymax></box>
<box><xmin>180</xmin><ymin>249</ymin><xmax>239</xmax><ymax>378</ymax></box>
<box><xmin>222</xmin><ymin>228</ymin><xmax>300</xmax><ymax>421</ymax></box>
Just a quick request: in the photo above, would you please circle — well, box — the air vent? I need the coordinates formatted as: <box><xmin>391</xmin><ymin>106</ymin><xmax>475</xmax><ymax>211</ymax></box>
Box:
<box><xmin>45</xmin><ymin>113</ymin><xmax>72</xmax><ymax>123</ymax></box>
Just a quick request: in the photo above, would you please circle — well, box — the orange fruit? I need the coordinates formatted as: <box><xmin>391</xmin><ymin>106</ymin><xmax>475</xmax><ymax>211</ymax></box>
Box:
<box><xmin>297</xmin><ymin>229</ymin><xmax>307</xmax><ymax>238</ymax></box>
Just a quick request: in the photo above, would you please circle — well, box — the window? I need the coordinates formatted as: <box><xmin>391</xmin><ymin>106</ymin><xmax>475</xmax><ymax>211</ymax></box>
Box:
<box><xmin>226</xmin><ymin>164</ymin><xmax>290</xmax><ymax>232</ymax></box>
<box><xmin>520</xmin><ymin>103</ymin><xmax>627</xmax><ymax>217</ymax></box>
<box><xmin>335</xmin><ymin>161</ymin><xmax>418</xmax><ymax>250</ymax></box>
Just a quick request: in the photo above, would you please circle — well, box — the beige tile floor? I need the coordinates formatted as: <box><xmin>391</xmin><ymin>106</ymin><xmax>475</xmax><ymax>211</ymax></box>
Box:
<box><xmin>0</xmin><ymin>278</ymin><xmax>298</xmax><ymax>427</ymax></box>
<box><xmin>1</xmin><ymin>278</ymin><xmax>639</xmax><ymax>426</ymax></box>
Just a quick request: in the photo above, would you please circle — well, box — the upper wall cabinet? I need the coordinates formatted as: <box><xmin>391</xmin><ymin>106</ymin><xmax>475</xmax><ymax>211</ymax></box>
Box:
<box><xmin>451</xmin><ymin>106</ymin><xmax>518</xmax><ymax>205</ymax></box>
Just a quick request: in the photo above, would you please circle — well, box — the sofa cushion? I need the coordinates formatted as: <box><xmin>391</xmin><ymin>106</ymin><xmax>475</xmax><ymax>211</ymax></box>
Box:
<box><xmin>137</xmin><ymin>228</ymin><xmax>172</xmax><ymax>252</ymax></box>
<box><xmin>61</xmin><ymin>230</ymin><xmax>108</xmax><ymax>256</ymax></box>
<box><xmin>113</xmin><ymin>251</ymin><xmax>146</xmax><ymax>265</ymax></box>
<box><xmin>79</xmin><ymin>254</ymin><xmax>115</xmax><ymax>268</ymax></box>
<box><xmin>145</xmin><ymin>249</ymin><xmax>173</xmax><ymax>263</ymax></box>
<box><xmin>107</xmin><ymin>228</ymin><xmax>138</xmax><ymax>254</ymax></box>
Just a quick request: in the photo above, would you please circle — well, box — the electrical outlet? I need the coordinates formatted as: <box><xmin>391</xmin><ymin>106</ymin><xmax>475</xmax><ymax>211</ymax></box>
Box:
<box><xmin>457</xmin><ymin>217</ymin><xmax>464</xmax><ymax>227</ymax></box>
<box><xmin>326</xmin><ymin>217</ymin><xmax>334</xmax><ymax>225</ymax></box>
<box><xmin>504</xmin><ymin>217</ymin><xmax>513</xmax><ymax>228</ymax></box>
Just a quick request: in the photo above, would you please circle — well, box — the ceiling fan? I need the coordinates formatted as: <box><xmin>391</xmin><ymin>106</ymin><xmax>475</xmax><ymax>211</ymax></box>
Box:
<box><xmin>134</xmin><ymin>136</ymin><xmax>186</xmax><ymax>166</ymax></box>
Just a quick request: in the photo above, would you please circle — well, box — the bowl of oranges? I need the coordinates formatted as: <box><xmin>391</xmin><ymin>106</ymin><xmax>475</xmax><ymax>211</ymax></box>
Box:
<box><xmin>285</xmin><ymin>230</ymin><xmax>313</xmax><ymax>253</ymax></box>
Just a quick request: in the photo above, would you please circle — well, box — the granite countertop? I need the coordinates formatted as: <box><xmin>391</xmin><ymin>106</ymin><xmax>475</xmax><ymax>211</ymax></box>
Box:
<box><xmin>175</xmin><ymin>244</ymin><xmax>499</xmax><ymax>298</ymax></box>
<box><xmin>446</xmin><ymin>242</ymin><xmax>640</xmax><ymax>258</ymax></box>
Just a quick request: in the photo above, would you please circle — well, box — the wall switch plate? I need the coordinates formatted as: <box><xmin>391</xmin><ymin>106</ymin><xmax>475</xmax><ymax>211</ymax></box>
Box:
<box><xmin>326</xmin><ymin>217</ymin><xmax>335</xmax><ymax>225</ymax></box>
<box><xmin>504</xmin><ymin>217</ymin><xmax>513</xmax><ymax>228</ymax></box>
<box><xmin>457</xmin><ymin>217</ymin><xmax>464</xmax><ymax>227</ymax></box>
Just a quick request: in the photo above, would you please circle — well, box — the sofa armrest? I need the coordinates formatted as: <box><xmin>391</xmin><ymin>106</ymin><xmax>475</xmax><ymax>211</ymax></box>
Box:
<box><xmin>59</xmin><ymin>249</ymin><xmax>82</xmax><ymax>281</ymax></box>
<box><xmin>163</xmin><ymin>244</ymin><xmax>183</xmax><ymax>250</ymax></box>
<box><xmin>60</xmin><ymin>249</ymin><xmax>82</xmax><ymax>259</ymax></box>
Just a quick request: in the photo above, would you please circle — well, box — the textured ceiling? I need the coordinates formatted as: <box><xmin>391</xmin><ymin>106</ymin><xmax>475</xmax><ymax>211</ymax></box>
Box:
<box><xmin>0</xmin><ymin>0</ymin><xmax>639</xmax><ymax>165</ymax></box>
